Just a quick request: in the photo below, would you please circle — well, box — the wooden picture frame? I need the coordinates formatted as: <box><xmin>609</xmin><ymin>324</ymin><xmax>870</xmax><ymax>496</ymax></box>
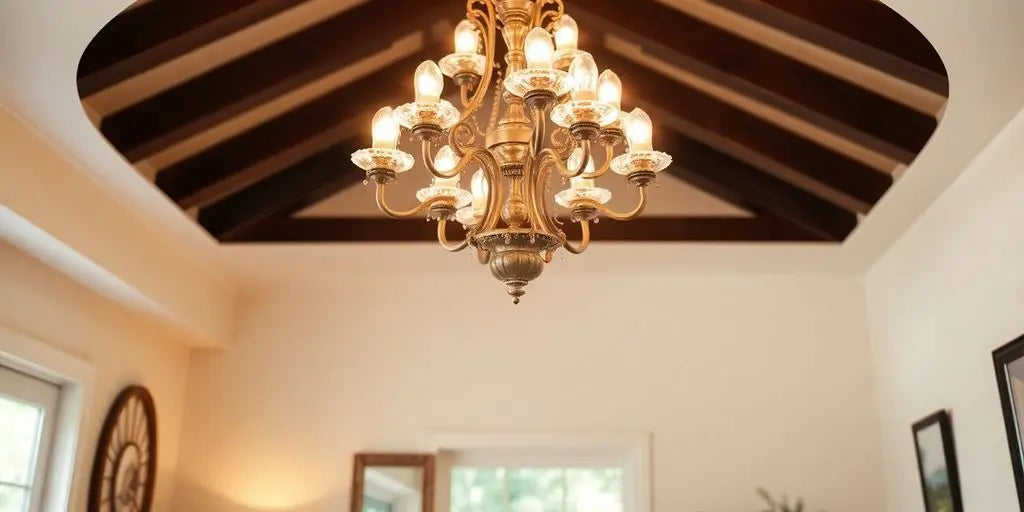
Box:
<box><xmin>351</xmin><ymin>453</ymin><xmax>435</xmax><ymax>512</ymax></box>
<box><xmin>912</xmin><ymin>411</ymin><xmax>963</xmax><ymax>512</ymax></box>
<box><xmin>994</xmin><ymin>334</ymin><xmax>1024</xmax><ymax>510</ymax></box>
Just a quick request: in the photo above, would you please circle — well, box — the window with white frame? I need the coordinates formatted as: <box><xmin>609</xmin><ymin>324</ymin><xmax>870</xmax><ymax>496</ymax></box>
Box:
<box><xmin>0</xmin><ymin>365</ymin><xmax>59</xmax><ymax>512</ymax></box>
<box><xmin>430</xmin><ymin>432</ymin><xmax>649</xmax><ymax>512</ymax></box>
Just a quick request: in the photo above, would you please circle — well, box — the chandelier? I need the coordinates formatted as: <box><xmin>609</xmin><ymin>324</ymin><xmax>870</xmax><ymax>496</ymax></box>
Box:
<box><xmin>351</xmin><ymin>0</ymin><xmax>672</xmax><ymax>303</ymax></box>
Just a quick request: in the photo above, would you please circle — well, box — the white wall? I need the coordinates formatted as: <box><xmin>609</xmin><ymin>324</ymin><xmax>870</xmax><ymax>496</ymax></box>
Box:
<box><xmin>173</xmin><ymin>273</ymin><xmax>884</xmax><ymax>512</ymax></box>
<box><xmin>865</xmin><ymin>108</ymin><xmax>1024</xmax><ymax>510</ymax></box>
<box><xmin>0</xmin><ymin>241</ymin><xmax>192</xmax><ymax>511</ymax></box>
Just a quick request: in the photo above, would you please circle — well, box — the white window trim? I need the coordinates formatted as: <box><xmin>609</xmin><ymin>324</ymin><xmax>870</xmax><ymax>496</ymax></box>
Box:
<box><xmin>0</xmin><ymin>325</ymin><xmax>94</xmax><ymax>512</ymax></box>
<box><xmin>422</xmin><ymin>431</ymin><xmax>651</xmax><ymax>512</ymax></box>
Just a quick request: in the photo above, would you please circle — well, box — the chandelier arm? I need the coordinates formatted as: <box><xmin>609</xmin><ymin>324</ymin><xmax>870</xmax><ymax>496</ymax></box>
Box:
<box><xmin>437</xmin><ymin>219</ymin><xmax>470</xmax><ymax>252</ymax></box>
<box><xmin>562</xmin><ymin>219</ymin><xmax>591</xmax><ymax>255</ymax></box>
<box><xmin>471</xmin><ymin>148</ymin><xmax>504</xmax><ymax>233</ymax></box>
<box><xmin>375</xmin><ymin>183</ymin><xmax>450</xmax><ymax>219</ymax></box>
<box><xmin>589</xmin><ymin>143</ymin><xmax>615</xmax><ymax>178</ymax></box>
<box><xmin>459</xmin><ymin>82</ymin><xmax>475</xmax><ymax>109</ymax></box>
<box><xmin>537</xmin><ymin>142</ymin><xmax>590</xmax><ymax>180</ymax></box>
<box><xmin>529</xmin><ymin>155</ymin><xmax>562</xmax><ymax>236</ymax></box>
<box><xmin>590</xmin><ymin>185</ymin><xmax>650</xmax><ymax>221</ymax></box>
<box><xmin>450</xmin><ymin>0</ymin><xmax>497</xmax><ymax>155</ymax></box>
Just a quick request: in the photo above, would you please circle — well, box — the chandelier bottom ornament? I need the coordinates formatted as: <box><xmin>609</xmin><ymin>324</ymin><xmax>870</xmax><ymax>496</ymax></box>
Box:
<box><xmin>473</xmin><ymin>229</ymin><xmax>562</xmax><ymax>305</ymax></box>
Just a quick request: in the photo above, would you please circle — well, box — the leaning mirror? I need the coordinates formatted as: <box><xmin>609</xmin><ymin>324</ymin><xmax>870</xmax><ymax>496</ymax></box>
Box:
<box><xmin>351</xmin><ymin>453</ymin><xmax>435</xmax><ymax>512</ymax></box>
<box><xmin>994</xmin><ymin>334</ymin><xmax>1024</xmax><ymax>510</ymax></box>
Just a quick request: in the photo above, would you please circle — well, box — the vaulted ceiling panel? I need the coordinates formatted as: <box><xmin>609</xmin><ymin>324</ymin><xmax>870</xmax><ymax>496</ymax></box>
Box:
<box><xmin>76</xmin><ymin>0</ymin><xmax>948</xmax><ymax>245</ymax></box>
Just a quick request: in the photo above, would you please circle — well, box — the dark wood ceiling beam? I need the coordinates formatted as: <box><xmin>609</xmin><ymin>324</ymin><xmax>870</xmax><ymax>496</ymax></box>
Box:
<box><xmin>198</xmin><ymin>139</ymin><xmax>364</xmax><ymax>240</ymax></box>
<box><xmin>752</xmin><ymin>0</ymin><xmax>948</xmax><ymax>77</ymax></box>
<box><xmin>155</xmin><ymin>47</ymin><xmax>437</xmax><ymax>210</ymax></box>
<box><xmin>572</xmin><ymin>1</ymin><xmax>937</xmax><ymax>163</ymax></box>
<box><xmin>100</xmin><ymin>0</ymin><xmax>452</xmax><ymax>162</ymax></box>
<box><xmin>705</xmin><ymin>0</ymin><xmax>947</xmax><ymax>95</ymax></box>
<box><xmin>226</xmin><ymin>216</ymin><xmax>823</xmax><ymax>243</ymax></box>
<box><xmin>592</xmin><ymin>49</ymin><xmax>891</xmax><ymax>212</ymax></box>
<box><xmin>658</xmin><ymin>129</ymin><xmax>858</xmax><ymax>241</ymax></box>
<box><xmin>77</xmin><ymin>0</ymin><xmax>310</xmax><ymax>96</ymax></box>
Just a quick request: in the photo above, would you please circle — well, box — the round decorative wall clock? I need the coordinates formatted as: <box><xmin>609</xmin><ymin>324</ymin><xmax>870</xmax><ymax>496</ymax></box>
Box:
<box><xmin>87</xmin><ymin>385</ymin><xmax>158</xmax><ymax>512</ymax></box>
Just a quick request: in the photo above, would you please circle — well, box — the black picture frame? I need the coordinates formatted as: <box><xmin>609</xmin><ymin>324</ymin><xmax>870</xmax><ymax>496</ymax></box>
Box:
<box><xmin>912</xmin><ymin>410</ymin><xmax>964</xmax><ymax>512</ymax></box>
<box><xmin>994</xmin><ymin>334</ymin><xmax>1024</xmax><ymax>510</ymax></box>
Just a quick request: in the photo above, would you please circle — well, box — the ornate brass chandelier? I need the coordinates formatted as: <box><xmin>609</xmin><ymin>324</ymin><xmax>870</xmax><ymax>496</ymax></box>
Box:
<box><xmin>351</xmin><ymin>0</ymin><xmax>672</xmax><ymax>303</ymax></box>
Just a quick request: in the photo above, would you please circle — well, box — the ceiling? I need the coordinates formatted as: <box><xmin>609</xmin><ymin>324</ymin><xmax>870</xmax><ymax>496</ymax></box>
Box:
<box><xmin>75</xmin><ymin>0</ymin><xmax>948</xmax><ymax>244</ymax></box>
<box><xmin>2</xmin><ymin>0</ymin><xmax>1024</xmax><ymax>291</ymax></box>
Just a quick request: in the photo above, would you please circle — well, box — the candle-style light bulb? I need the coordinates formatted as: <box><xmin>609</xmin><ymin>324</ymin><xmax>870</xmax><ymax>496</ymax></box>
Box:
<box><xmin>414</xmin><ymin>61</ymin><xmax>444</xmax><ymax>103</ymax></box>
<box><xmin>524</xmin><ymin>27</ymin><xmax>555</xmax><ymax>69</ymax></box>
<box><xmin>371</xmin><ymin>106</ymin><xmax>400</xmax><ymax>149</ymax></box>
<box><xmin>431</xmin><ymin>145</ymin><xmax>460</xmax><ymax>187</ymax></box>
<box><xmin>454</xmin><ymin>20</ymin><xmax>480</xmax><ymax>54</ymax></box>
<box><xmin>597</xmin><ymin>70</ymin><xmax>622</xmax><ymax>109</ymax></box>
<box><xmin>470</xmin><ymin>169</ymin><xmax>489</xmax><ymax>213</ymax></box>
<box><xmin>553</xmin><ymin>14</ymin><xmax>579</xmax><ymax>51</ymax></box>
<box><xmin>625</xmin><ymin>108</ymin><xmax>654</xmax><ymax>152</ymax></box>
<box><xmin>571</xmin><ymin>175</ymin><xmax>596</xmax><ymax>190</ymax></box>
<box><xmin>569</xmin><ymin>54</ymin><xmax>599</xmax><ymax>100</ymax></box>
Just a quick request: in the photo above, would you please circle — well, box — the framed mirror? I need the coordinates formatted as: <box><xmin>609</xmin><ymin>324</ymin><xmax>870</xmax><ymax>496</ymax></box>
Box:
<box><xmin>994</xmin><ymin>333</ymin><xmax>1024</xmax><ymax>510</ymax></box>
<box><xmin>351</xmin><ymin>453</ymin><xmax>435</xmax><ymax>512</ymax></box>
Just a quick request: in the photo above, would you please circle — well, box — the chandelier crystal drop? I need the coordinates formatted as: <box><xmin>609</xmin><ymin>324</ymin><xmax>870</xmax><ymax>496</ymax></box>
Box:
<box><xmin>351</xmin><ymin>0</ymin><xmax>672</xmax><ymax>304</ymax></box>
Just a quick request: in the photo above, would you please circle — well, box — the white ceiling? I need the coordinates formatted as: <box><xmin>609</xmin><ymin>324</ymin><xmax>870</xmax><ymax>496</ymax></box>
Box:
<box><xmin>1</xmin><ymin>0</ymin><xmax>1024</xmax><ymax>287</ymax></box>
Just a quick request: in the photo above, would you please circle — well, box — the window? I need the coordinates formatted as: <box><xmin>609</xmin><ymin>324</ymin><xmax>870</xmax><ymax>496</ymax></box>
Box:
<box><xmin>451</xmin><ymin>466</ymin><xmax>624</xmax><ymax>512</ymax></box>
<box><xmin>0</xmin><ymin>365</ymin><xmax>59</xmax><ymax>512</ymax></box>
<box><xmin>428</xmin><ymin>431</ymin><xmax>650</xmax><ymax>512</ymax></box>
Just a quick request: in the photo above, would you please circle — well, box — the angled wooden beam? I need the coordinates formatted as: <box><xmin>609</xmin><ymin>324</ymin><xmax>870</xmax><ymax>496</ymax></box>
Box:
<box><xmin>658</xmin><ymin>129</ymin><xmax>858</xmax><ymax>241</ymax></box>
<box><xmin>100</xmin><ymin>0</ymin><xmax>453</xmax><ymax>162</ymax></box>
<box><xmin>593</xmin><ymin>48</ymin><xmax>891</xmax><ymax>212</ymax></box>
<box><xmin>226</xmin><ymin>216</ymin><xmax>823</xmax><ymax>243</ymax></box>
<box><xmin>573</xmin><ymin>1</ymin><xmax>937</xmax><ymax>162</ymax></box>
<box><xmin>155</xmin><ymin>47</ymin><xmax>439</xmax><ymax>210</ymax></box>
<box><xmin>753</xmin><ymin>0</ymin><xmax>948</xmax><ymax>77</ymax></box>
<box><xmin>77</xmin><ymin>0</ymin><xmax>310</xmax><ymax>96</ymax></box>
<box><xmin>704</xmin><ymin>0</ymin><xmax>948</xmax><ymax>95</ymax></box>
<box><xmin>198</xmin><ymin>138</ymin><xmax>364</xmax><ymax>240</ymax></box>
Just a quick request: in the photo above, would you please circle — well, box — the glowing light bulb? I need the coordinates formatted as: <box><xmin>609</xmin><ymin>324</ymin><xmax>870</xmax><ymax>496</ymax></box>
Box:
<box><xmin>553</xmin><ymin>14</ymin><xmax>579</xmax><ymax>51</ymax></box>
<box><xmin>597</xmin><ymin>70</ymin><xmax>622</xmax><ymax>109</ymax></box>
<box><xmin>571</xmin><ymin>175</ymin><xmax>595</xmax><ymax>190</ymax></box>
<box><xmin>470</xmin><ymin>169</ymin><xmax>489</xmax><ymax>213</ymax></box>
<box><xmin>626</xmin><ymin>108</ymin><xmax>654</xmax><ymax>152</ymax></box>
<box><xmin>371</xmin><ymin>107</ymin><xmax>400</xmax><ymax>149</ymax></box>
<box><xmin>524</xmin><ymin>27</ymin><xmax>555</xmax><ymax>69</ymax></box>
<box><xmin>431</xmin><ymin>145</ymin><xmax>460</xmax><ymax>187</ymax></box>
<box><xmin>569</xmin><ymin>54</ymin><xmax>599</xmax><ymax>100</ymax></box>
<box><xmin>414</xmin><ymin>61</ymin><xmax>444</xmax><ymax>103</ymax></box>
<box><xmin>567</xmin><ymin>147</ymin><xmax>596</xmax><ymax>175</ymax></box>
<box><xmin>454</xmin><ymin>20</ymin><xmax>480</xmax><ymax>54</ymax></box>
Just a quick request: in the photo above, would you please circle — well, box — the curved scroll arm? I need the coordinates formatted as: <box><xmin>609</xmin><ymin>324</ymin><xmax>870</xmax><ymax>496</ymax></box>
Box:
<box><xmin>375</xmin><ymin>183</ymin><xmax>449</xmax><ymax>219</ymax></box>
<box><xmin>536</xmin><ymin>141</ymin><xmax>591</xmax><ymax>180</ymax></box>
<box><xmin>437</xmin><ymin>219</ymin><xmax>470</xmax><ymax>252</ymax></box>
<box><xmin>562</xmin><ymin>219</ymin><xmax>590</xmax><ymax>254</ymax></box>
<box><xmin>590</xmin><ymin>185</ymin><xmax>649</xmax><ymax>221</ymax></box>
<box><xmin>533</xmin><ymin>0</ymin><xmax>564</xmax><ymax>29</ymax></box>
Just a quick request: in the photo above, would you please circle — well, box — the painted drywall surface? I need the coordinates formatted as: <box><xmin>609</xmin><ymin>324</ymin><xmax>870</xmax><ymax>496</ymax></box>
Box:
<box><xmin>865</xmin><ymin>108</ymin><xmax>1024</xmax><ymax>511</ymax></box>
<box><xmin>0</xmin><ymin>241</ymin><xmax>191</xmax><ymax>511</ymax></box>
<box><xmin>0</xmin><ymin>108</ymin><xmax>236</xmax><ymax>347</ymax></box>
<box><xmin>173</xmin><ymin>274</ymin><xmax>884</xmax><ymax>512</ymax></box>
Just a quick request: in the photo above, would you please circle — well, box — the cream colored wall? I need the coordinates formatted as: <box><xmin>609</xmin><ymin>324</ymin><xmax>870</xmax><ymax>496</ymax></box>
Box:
<box><xmin>0</xmin><ymin>241</ymin><xmax>191</xmax><ymax>511</ymax></box>
<box><xmin>865</xmin><ymin>108</ymin><xmax>1024</xmax><ymax>510</ymax></box>
<box><xmin>173</xmin><ymin>273</ymin><xmax>885</xmax><ymax>512</ymax></box>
